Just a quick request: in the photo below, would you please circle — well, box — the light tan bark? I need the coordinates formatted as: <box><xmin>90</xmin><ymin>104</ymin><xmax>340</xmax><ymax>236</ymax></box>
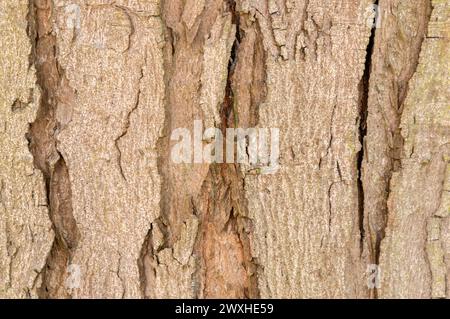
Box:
<box><xmin>378</xmin><ymin>0</ymin><xmax>449</xmax><ymax>298</ymax></box>
<box><xmin>0</xmin><ymin>0</ymin><xmax>53</xmax><ymax>298</ymax></box>
<box><xmin>362</xmin><ymin>0</ymin><xmax>431</xmax><ymax>270</ymax></box>
<box><xmin>242</xmin><ymin>0</ymin><xmax>373</xmax><ymax>298</ymax></box>
<box><xmin>0</xmin><ymin>0</ymin><xmax>448</xmax><ymax>299</ymax></box>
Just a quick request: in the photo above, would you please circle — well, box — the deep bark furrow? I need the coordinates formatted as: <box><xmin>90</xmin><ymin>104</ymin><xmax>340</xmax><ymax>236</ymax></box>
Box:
<box><xmin>140</xmin><ymin>0</ymin><xmax>247</xmax><ymax>298</ymax></box>
<box><xmin>27</xmin><ymin>0</ymin><xmax>79</xmax><ymax>298</ymax></box>
<box><xmin>358</xmin><ymin>1</ymin><xmax>377</xmax><ymax>260</ymax></box>
<box><xmin>362</xmin><ymin>0</ymin><xmax>433</xmax><ymax>289</ymax></box>
<box><xmin>140</xmin><ymin>0</ymin><xmax>263</xmax><ymax>298</ymax></box>
<box><xmin>190</xmin><ymin>2</ymin><xmax>263</xmax><ymax>298</ymax></box>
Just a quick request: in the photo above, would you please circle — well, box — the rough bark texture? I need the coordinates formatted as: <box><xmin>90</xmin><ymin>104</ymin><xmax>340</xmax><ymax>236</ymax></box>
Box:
<box><xmin>362</xmin><ymin>0</ymin><xmax>432</xmax><ymax>271</ymax></box>
<box><xmin>0</xmin><ymin>0</ymin><xmax>53</xmax><ymax>298</ymax></box>
<box><xmin>377</xmin><ymin>0</ymin><xmax>449</xmax><ymax>298</ymax></box>
<box><xmin>0</xmin><ymin>0</ymin><xmax>448</xmax><ymax>299</ymax></box>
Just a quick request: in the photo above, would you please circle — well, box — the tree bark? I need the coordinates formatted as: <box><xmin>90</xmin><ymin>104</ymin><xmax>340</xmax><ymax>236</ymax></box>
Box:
<box><xmin>0</xmin><ymin>0</ymin><xmax>448</xmax><ymax>299</ymax></box>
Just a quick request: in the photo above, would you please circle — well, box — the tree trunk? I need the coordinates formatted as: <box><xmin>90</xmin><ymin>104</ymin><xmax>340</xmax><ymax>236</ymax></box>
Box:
<box><xmin>0</xmin><ymin>0</ymin><xmax>448</xmax><ymax>299</ymax></box>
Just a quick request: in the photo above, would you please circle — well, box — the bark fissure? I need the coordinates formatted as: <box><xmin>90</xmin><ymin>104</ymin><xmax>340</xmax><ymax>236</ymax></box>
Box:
<box><xmin>115</xmin><ymin>63</ymin><xmax>145</xmax><ymax>182</ymax></box>
<box><xmin>357</xmin><ymin>1</ymin><xmax>377</xmax><ymax>258</ymax></box>
<box><xmin>190</xmin><ymin>0</ymin><xmax>261</xmax><ymax>299</ymax></box>
<box><xmin>362</xmin><ymin>0</ymin><xmax>434</xmax><ymax>298</ymax></box>
<box><xmin>138</xmin><ymin>0</ymin><xmax>265</xmax><ymax>298</ymax></box>
<box><xmin>26</xmin><ymin>0</ymin><xmax>79</xmax><ymax>298</ymax></box>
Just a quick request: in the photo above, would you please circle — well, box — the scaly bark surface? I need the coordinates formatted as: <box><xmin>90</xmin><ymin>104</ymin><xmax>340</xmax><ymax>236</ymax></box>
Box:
<box><xmin>0</xmin><ymin>0</ymin><xmax>448</xmax><ymax>299</ymax></box>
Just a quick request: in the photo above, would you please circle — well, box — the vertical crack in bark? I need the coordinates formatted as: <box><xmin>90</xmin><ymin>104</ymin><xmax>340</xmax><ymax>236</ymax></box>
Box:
<box><xmin>357</xmin><ymin>1</ymin><xmax>377</xmax><ymax>259</ymax></box>
<box><xmin>362</xmin><ymin>0</ymin><xmax>432</xmax><ymax>298</ymax></box>
<box><xmin>114</xmin><ymin>64</ymin><xmax>144</xmax><ymax>182</ymax></box>
<box><xmin>26</xmin><ymin>0</ymin><xmax>79</xmax><ymax>298</ymax></box>
<box><xmin>190</xmin><ymin>0</ymin><xmax>262</xmax><ymax>299</ymax></box>
<box><xmin>139</xmin><ymin>0</ymin><xmax>264</xmax><ymax>298</ymax></box>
